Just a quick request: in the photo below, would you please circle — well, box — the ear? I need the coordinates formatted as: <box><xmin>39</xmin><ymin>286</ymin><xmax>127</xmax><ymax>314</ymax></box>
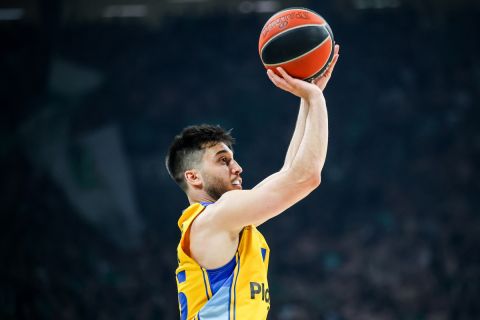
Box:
<box><xmin>184</xmin><ymin>169</ymin><xmax>202</xmax><ymax>188</ymax></box>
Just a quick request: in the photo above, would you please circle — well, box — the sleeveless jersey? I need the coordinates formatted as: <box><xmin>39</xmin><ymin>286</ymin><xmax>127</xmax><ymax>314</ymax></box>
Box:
<box><xmin>176</xmin><ymin>202</ymin><xmax>271</xmax><ymax>320</ymax></box>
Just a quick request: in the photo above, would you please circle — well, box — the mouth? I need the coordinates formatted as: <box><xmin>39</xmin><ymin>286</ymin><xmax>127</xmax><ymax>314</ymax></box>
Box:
<box><xmin>232</xmin><ymin>178</ymin><xmax>242</xmax><ymax>189</ymax></box>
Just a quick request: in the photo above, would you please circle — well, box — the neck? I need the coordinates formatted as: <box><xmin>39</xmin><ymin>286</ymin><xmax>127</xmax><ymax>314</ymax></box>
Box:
<box><xmin>187</xmin><ymin>192</ymin><xmax>216</xmax><ymax>205</ymax></box>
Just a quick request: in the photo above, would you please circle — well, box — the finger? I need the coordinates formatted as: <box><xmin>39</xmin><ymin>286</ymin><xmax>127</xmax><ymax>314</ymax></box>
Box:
<box><xmin>271</xmin><ymin>69</ymin><xmax>295</xmax><ymax>89</ymax></box>
<box><xmin>267</xmin><ymin>69</ymin><xmax>294</xmax><ymax>92</ymax></box>
<box><xmin>313</xmin><ymin>55</ymin><xmax>338</xmax><ymax>86</ymax></box>
<box><xmin>276</xmin><ymin>67</ymin><xmax>296</xmax><ymax>84</ymax></box>
<box><xmin>277</xmin><ymin>67</ymin><xmax>304</xmax><ymax>92</ymax></box>
<box><xmin>268</xmin><ymin>69</ymin><xmax>290</xmax><ymax>88</ymax></box>
<box><xmin>327</xmin><ymin>53</ymin><xmax>339</xmax><ymax>73</ymax></box>
<box><xmin>328</xmin><ymin>44</ymin><xmax>340</xmax><ymax>71</ymax></box>
<box><xmin>334</xmin><ymin>44</ymin><xmax>340</xmax><ymax>55</ymax></box>
<box><xmin>322</xmin><ymin>52</ymin><xmax>340</xmax><ymax>78</ymax></box>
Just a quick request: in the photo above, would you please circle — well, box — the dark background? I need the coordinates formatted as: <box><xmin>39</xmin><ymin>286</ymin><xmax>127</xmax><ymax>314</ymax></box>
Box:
<box><xmin>1</xmin><ymin>0</ymin><xmax>479</xmax><ymax>319</ymax></box>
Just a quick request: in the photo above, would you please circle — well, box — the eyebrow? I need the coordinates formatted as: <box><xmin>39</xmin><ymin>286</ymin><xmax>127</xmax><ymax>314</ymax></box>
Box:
<box><xmin>215</xmin><ymin>150</ymin><xmax>232</xmax><ymax>156</ymax></box>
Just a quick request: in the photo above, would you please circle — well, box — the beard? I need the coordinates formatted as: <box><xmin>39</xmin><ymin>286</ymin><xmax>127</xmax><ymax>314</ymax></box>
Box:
<box><xmin>203</xmin><ymin>174</ymin><xmax>231</xmax><ymax>201</ymax></box>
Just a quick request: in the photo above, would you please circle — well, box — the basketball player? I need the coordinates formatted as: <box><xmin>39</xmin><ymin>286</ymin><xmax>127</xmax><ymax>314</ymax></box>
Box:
<box><xmin>166</xmin><ymin>45</ymin><xmax>339</xmax><ymax>320</ymax></box>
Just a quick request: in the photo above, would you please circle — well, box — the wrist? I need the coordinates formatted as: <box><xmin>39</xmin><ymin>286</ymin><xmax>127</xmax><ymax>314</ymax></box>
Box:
<box><xmin>305</xmin><ymin>91</ymin><xmax>325</xmax><ymax>104</ymax></box>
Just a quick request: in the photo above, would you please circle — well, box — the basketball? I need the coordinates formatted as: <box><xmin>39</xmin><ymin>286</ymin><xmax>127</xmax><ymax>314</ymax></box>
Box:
<box><xmin>259</xmin><ymin>8</ymin><xmax>335</xmax><ymax>81</ymax></box>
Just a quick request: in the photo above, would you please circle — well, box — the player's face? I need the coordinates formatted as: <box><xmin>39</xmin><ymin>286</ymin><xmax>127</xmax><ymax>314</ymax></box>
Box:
<box><xmin>200</xmin><ymin>142</ymin><xmax>243</xmax><ymax>200</ymax></box>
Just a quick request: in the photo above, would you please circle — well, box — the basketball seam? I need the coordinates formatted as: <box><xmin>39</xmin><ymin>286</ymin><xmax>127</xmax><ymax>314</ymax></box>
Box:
<box><xmin>304</xmin><ymin>51</ymin><xmax>334</xmax><ymax>81</ymax></box>
<box><xmin>260</xmin><ymin>23</ymin><xmax>328</xmax><ymax>65</ymax></box>
<box><xmin>262</xmin><ymin>35</ymin><xmax>332</xmax><ymax>67</ymax></box>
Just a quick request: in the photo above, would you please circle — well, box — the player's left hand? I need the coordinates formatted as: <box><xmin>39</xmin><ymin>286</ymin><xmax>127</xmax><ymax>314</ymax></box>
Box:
<box><xmin>312</xmin><ymin>44</ymin><xmax>340</xmax><ymax>91</ymax></box>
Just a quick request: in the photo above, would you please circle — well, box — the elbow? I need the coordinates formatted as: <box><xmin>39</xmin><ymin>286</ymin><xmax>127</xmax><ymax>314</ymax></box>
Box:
<box><xmin>291</xmin><ymin>170</ymin><xmax>322</xmax><ymax>190</ymax></box>
<box><xmin>307</xmin><ymin>173</ymin><xmax>322</xmax><ymax>189</ymax></box>
<box><xmin>289</xmin><ymin>160</ymin><xmax>324</xmax><ymax>190</ymax></box>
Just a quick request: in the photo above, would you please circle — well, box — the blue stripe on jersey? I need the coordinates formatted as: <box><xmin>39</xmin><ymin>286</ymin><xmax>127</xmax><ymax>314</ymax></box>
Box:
<box><xmin>200</xmin><ymin>201</ymin><xmax>213</xmax><ymax>207</ymax></box>
<box><xmin>206</xmin><ymin>256</ymin><xmax>236</xmax><ymax>296</ymax></box>
<box><xmin>197</xmin><ymin>273</ymin><xmax>234</xmax><ymax>319</ymax></box>
<box><xmin>178</xmin><ymin>292</ymin><xmax>188</xmax><ymax>320</ymax></box>
<box><xmin>233</xmin><ymin>254</ymin><xmax>240</xmax><ymax>320</ymax></box>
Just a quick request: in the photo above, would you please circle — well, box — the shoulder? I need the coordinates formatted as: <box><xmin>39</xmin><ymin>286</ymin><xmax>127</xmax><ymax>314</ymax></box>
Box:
<box><xmin>189</xmin><ymin>204</ymin><xmax>241</xmax><ymax>269</ymax></box>
<box><xmin>191</xmin><ymin>194</ymin><xmax>247</xmax><ymax>237</ymax></box>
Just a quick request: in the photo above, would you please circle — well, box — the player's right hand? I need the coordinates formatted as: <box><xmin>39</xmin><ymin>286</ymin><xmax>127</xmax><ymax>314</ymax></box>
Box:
<box><xmin>267</xmin><ymin>44</ymin><xmax>339</xmax><ymax>99</ymax></box>
<box><xmin>267</xmin><ymin>67</ymin><xmax>324</xmax><ymax>101</ymax></box>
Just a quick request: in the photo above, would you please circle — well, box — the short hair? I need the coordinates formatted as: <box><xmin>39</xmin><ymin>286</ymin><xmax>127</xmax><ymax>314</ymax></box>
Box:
<box><xmin>165</xmin><ymin>124</ymin><xmax>235</xmax><ymax>191</ymax></box>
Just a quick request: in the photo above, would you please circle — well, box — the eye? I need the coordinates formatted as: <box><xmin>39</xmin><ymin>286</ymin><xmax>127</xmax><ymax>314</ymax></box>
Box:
<box><xmin>220</xmin><ymin>157</ymin><xmax>230</xmax><ymax>165</ymax></box>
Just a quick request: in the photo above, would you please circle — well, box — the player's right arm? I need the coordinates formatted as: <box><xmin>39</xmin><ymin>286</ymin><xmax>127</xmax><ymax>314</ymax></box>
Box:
<box><xmin>253</xmin><ymin>44</ymin><xmax>339</xmax><ymax>190</ymax></box>
<box><xmin>204</xmin><ymin>61</ymin><xmax>337</xmax><ymax>231</ymax></box>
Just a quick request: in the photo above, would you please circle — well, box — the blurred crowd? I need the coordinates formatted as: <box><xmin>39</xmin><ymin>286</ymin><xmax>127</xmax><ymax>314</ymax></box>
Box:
<box><xmin>1</xmin><ymin>2</ymin><xmax>479</xmax><ymax>320</ymax></box>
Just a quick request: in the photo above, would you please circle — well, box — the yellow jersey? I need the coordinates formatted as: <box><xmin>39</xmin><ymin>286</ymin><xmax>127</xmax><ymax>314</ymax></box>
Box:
<box><xmin>175</xmin><ymin>202</ymin><xmax>271</xmax><ymax>320</ymax></box>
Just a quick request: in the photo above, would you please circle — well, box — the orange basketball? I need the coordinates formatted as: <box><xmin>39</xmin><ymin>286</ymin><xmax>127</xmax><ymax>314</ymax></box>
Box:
<box><xmin>259</xmin><ymin>7</ymin><xmax>335</xmax><ymax>81</ymax></box>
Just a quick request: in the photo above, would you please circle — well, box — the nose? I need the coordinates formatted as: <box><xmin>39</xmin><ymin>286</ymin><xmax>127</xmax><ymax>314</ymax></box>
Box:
<box><xmin>231</xmin><ymin>160</ymin><xmax>243</xmax><ymax>175</ymax></box>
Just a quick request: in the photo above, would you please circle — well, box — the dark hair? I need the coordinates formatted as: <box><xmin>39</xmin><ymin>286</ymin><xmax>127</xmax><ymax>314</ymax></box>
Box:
<box><xmin>165</xmin><ymin>124</ymin><xmax>235</xmax><ymax>191</ymax></box>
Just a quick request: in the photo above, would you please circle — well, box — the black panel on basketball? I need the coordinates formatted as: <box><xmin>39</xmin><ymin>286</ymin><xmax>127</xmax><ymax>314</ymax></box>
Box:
<box><xmin>261</xmin><ymin>25</ymin><xmax>330</xmax><ymax>65</ymax></box>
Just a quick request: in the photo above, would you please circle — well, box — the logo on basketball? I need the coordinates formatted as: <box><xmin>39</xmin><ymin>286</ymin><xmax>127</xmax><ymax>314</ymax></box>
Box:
<box><xmin>261</xmin><ymin>11</ymin><xmax>310</xmax><ymax>38</ymax></box>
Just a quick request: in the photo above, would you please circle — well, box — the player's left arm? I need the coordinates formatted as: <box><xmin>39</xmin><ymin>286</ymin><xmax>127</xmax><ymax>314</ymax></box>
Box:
<box><xmin>281</xmin><ymin>99</ymin><xmax>309</xmax><ymax>172</ymax></box>
<box><xmin>253</xmin><ymin>99</ymin><xmax>309</xmax><ymax>190</ymax></box>
<box><xmin>280</xmin><ymin>45</ymin><xmax>339</xmax><ymax>172</ymax></box>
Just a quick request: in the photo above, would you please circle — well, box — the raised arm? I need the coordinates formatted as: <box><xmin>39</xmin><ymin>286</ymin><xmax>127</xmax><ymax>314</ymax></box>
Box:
<box><xmin>282</xmin><ymin>52</ymin><xmax>339</xmax><ymax>171</ymax></box>
<box><xmin>254</xmin><ymin>44</ymin><xmax>339</xmax><ymax>188</ymax></box>
<box><xmin>202</xmin><ymin>46</ymin><xmax>339</xmax><ymax>232</ymax></box>
<box><xmin>277</xmin><ymin>46</ymin><xmax>340</xmax><ymax>173</ymax></box>
<box><xmin>208</xmin><ymin>85</ymin><xmax>326</xmax><ymax>230</ymax></box>
<box><xmin>281</xmin><ymin>98</ymin><xmax>309</xmax><ymax>171</ymax></box>
<box><xmin>253</xmin><ymin>99</ymin><xmax>309</xmax><ymax>190</ymax></box>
